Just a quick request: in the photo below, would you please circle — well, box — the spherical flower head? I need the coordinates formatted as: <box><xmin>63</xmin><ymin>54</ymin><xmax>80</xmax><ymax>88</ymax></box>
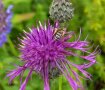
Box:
<box><xmin>0</xmin><ymin>0</ymin><xmax>13</xmax><ymax>47</ymax></box>
<box><xmin>49</xmin><ymin>0</ymin><xmax>74</xmax><ymax>23</ymax></box>
<box><xmin>7</xmin><ymin>21</ymin><xmax>99</xmax><ymax>90</ymax></box>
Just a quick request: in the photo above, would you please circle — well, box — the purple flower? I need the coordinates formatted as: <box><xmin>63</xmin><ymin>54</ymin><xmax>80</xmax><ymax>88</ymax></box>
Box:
<box><xmin>7</xmin><ymin>21</ymin><xmax>99</xmax><ymax>90</ymax></box>
<box><xmin>0</xmin><ymin>1</ymin><xmax>13</xmax><ymax>47</ymax></box>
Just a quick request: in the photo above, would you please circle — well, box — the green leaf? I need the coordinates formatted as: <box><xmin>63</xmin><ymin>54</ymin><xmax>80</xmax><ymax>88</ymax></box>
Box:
<box><xmin>12</xmin><ymin>13</ymin><xmax>35</xmax><ymax>23</ymax></box>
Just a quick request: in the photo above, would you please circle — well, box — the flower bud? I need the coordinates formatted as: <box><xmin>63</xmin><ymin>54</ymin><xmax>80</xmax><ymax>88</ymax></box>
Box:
<box><xmin>49</xmin><ymin>0</ymin><xmax>74</xmax><ymax>23</ymax></box>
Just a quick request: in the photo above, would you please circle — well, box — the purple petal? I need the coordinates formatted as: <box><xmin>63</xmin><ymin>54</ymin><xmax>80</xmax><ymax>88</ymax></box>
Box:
<box><xmin>20</xmin><ymin>69</ymin><xmax>33</xmax><ymax>90</ymax></box>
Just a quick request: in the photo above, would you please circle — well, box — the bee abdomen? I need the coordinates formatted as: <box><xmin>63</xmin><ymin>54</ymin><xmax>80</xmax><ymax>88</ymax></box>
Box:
<box><xmin>55</xmin><ymin>32</ymin><xmax>63</xmax><ymax>40</ymax></box>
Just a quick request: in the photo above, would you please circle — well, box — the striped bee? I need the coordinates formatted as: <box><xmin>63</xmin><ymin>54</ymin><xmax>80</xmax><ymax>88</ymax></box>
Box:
<box><xmin>49</xmin><ymin>67</ymin><xmax>61</xmax><ymax>79</ymax></box>
<box><xmin>53</xmin><ymin>27</ymin><xmax>66</xmax><ymax>40</ymax></box>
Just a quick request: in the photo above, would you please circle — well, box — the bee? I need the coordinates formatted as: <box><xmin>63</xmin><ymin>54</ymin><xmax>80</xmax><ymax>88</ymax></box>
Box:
<box><xmin>53</xmin><ymin>27</ymin><xmax>66</xmax><ymax>40</ymax></box>
<box><xmin>49</xmin><ymin>67</ymin><xmax>62</xmax><ymax>79</ymax></box>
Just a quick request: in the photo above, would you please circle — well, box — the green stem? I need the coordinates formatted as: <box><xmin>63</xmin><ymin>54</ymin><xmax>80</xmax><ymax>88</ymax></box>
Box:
<box><xmin>2</xmin><ymin>44</ymin><xmax>9</xmax><ymax>56</ymax></box>
<box><xmin>7</xmin><ymin>36</ymin><xmax>18</xmax><ymax>56</ymax></box>
<box><xmin>59</xmin><ymin>76</ymin><xmax>62</xmax><ymax>90</ymax></box>
<box><xmin>52</xmin><ymin>80</ymin><xmax>55</xmax><ymax>90</ymax></box>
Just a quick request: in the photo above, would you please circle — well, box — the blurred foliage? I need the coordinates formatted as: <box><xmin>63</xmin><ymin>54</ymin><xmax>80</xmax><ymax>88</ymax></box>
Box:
<box><xmin>0</xmin><ymin>0</ymin><xmax>105</xmax><ymax>90</ymax></box>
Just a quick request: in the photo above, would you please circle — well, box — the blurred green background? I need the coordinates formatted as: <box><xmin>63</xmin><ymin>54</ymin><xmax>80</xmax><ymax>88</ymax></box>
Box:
<box><xmin>0</xmin><ymin>0</ymin><xmax>105</xmax><ymax>90</ymax></box>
